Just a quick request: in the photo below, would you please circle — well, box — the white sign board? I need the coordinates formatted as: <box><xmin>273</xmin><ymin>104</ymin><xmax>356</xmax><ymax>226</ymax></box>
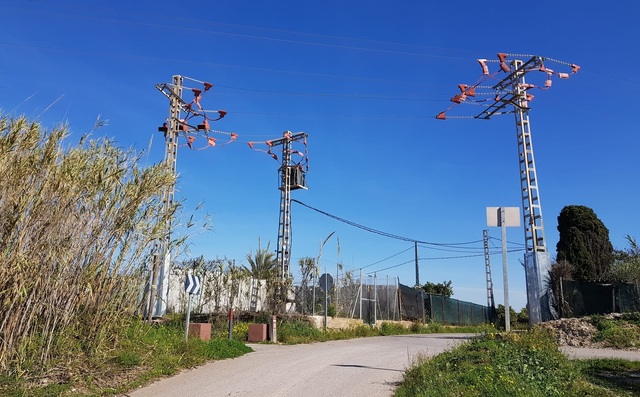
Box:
<box><xmin>486</xmin><ymin>207</ymin><xmax>521</xmax><ymax>227</ymax></box>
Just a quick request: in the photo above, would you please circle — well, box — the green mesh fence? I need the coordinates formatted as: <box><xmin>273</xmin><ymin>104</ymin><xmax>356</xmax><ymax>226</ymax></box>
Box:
<box><xmin>417</xmin><ymin>285</ymin><xmax>490</xmax><ymax>325</ymax></box>
<box><xmin>560</xmin><ymin>280</ymin><xmax>640</xmax><ymax>317</ymax></box>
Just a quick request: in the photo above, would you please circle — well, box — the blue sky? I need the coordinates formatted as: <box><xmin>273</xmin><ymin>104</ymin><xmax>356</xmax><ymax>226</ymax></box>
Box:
<box><xmin>2</xmin><ymin>0</ymin><xmax>639</xmax><ymax>311</ymax></box>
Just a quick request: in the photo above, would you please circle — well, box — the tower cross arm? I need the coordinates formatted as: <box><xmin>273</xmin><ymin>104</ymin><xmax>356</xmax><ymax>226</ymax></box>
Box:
<box><xmin>267</xmin><ymin>131</ymin><xmax>308</xmax><ymax>147</ymax></box>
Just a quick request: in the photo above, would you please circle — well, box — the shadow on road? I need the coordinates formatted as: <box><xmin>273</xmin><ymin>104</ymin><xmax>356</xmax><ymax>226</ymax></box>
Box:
<box><xmin>332</xmin><ymin>364</ymin><xmax>404</xmax><ymax>373</ymax></box>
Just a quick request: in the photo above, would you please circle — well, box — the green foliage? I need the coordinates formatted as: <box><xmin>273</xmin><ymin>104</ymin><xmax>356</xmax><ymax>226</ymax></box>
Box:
<box><xmin>591</xmin><ymin>315</ymin><xmax>640</xmax><ymax>349</ymax></box>
<box><xmin>201</xmin><ymin>339</ymin><xmax>253</xmax><ymax>359</ymax></box>
<box><xmin>608</xmin><ymin>235</ymin><xmax>640</xmax><ymax>284</ymax></box>
<box><xmin>495</xmin><ymin>305</ymin><xmax>520</xmax><ymax>330</ymax></box>
<box><xmin>277</xmin><ymin>320</ymin><xmax>324</xmax><ymax>343</ymax></box>
<box><xmin>556</xmin><ymin>205</ymin><xmax>614</xmax><ymax>281</ymax></box>
<box><xmin>244</xmin><ymin>239</ymin><xmax>277</xmax><ymax>280</ymax></box>
<box><xmin>380</xmin><ymin>322</ymin><xmax>411</xmax><ymax>336</ymax></box>
<box><xmin>421</xmin><ymin>280</ymin><xmax>453</xmax><ymax>297</ymax></box>
<box><xmin>396</xmin><ymin>329</ymin><xmax>609</xmax><ymax>397</ymax></box>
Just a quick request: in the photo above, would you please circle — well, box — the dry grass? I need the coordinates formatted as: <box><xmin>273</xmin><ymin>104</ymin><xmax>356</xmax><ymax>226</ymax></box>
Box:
<box><xmin>0</xmin><ymin>116</ymin><xmax>176</xmax><ymax>373</ymax></box>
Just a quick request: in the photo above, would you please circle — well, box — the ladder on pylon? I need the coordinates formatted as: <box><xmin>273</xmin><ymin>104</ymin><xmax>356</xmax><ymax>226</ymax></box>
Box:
<box><xmin>512</xmin><ymin>61</ymin><xmax>547</xmax><ymax>253</ymax></box>
<box><xmin>276</xmin><ymin>163</ymin><xmax>293</xmax><ymax>280</ymax></box>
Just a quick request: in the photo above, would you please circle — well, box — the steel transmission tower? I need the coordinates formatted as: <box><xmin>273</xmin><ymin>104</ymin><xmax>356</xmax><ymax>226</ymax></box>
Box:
<box><xmin>438</xmin><ymin>53</ymin><xmax>579</xmax><ymax>324</ymax></box>
<box><xmin>147</xmin><ymin>75</ymin><xmax>228</xmax><ymax>320</ymax></box>
<box><xmin>267</xmin><ymin>131</ymin><xmax>309</xmax><ymax>281</ymax></box>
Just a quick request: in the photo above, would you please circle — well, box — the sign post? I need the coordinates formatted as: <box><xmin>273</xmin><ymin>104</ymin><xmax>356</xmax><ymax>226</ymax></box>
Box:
<box><xmin>487</xmin><ymin>207</ymin><xmax>520</xmax><ymax>332</ymax></box>
<box><xmin>184</xmin><ymin>271</ymin><xmax>201</xmax><ymax>342</ymax></box>
<box><xmin>319</xmin><ymin>272</ymin><xmax>333</xmax><ymax>330</ymax></box>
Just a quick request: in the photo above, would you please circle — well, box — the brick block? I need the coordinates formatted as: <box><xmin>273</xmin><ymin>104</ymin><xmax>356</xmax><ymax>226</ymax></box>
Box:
<box><xmin>188</xmin><ymin>323</ymin><xmax>211</xmax><ymax>341</ymax></box>
<box><xmin>247</xmin><ymin>323</ymin><xmax>267</xmax><ymax>342</ymax></box>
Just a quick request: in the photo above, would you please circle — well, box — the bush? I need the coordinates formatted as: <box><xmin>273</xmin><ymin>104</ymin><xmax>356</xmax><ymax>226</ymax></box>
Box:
<box><xmin>278</xmin><ymin>320</ymin><xmax>324</xmax><ymax>344</ymax></box>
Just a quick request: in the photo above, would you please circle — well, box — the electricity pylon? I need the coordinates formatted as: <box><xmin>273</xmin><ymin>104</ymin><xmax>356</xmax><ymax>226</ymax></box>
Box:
<box><xmin>147</xmin><ymin>75</ymin><xmax>227</xmax><ymax>320</ymax></box>
<box><xmin>438</xmin><ymin>53</ymin><xmax>579</xmax><ymax>324</ymax></box>
<box><xmin>269</xmin><ymin>131</ymin><xmax>309</xmax><ymax>281</ymax></box>
<box><xmin>255</xmin><ymin>131</ymin><xmax>308</xmax><ymax>313</ymax></box>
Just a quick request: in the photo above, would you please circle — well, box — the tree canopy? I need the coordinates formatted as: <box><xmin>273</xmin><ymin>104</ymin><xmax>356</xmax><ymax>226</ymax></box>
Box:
<box><xmin>421</xmin><ymin>280</ymin><xmax>453</xmax><ymax>297</ymax></box>
<box><xmin>556</xmin><ymin>205</ymin><xmax>613</xmax><ymax>281</ymax></box>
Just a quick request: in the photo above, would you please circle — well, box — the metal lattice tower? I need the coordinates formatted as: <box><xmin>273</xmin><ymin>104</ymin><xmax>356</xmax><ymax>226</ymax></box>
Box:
<box><xmin>265</xmin><ymin>131</ymin><xmax>308</xmax><ymax>281</ymax></box>
<box><xmin>438</xmin><ymin>53</ymin><xmax>579</xmax><ymax>324</ymax></box>
<box><xmin>477</xmin><ymin>57</ymin><xmax>548</xmax><ymax>255</ymax></box>
<box><xmin>483</xmin><ymin>230</ymin><xmax>496</xmax><ymax>312</ymax></box>
<box><xmin>477</xmin><ymin>56</ymin><xmax>552</xmax><ymax>324</ymax></box>
<box><xmin>148</xmin><ymin>75</ymin><xmax>228</xmax><ymax>319</ymax></box>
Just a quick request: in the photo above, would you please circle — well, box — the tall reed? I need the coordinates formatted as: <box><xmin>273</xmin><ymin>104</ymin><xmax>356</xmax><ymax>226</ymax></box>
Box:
<box><xmin>0</xmin><ymin>116</ymin><xmax>175</xmax><ymax>370</ymax></box>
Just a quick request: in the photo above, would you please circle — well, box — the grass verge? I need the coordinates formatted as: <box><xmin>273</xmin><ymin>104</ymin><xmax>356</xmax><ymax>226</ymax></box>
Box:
<box><xmin>276</xmin><ymin>319</ymin><xmax>493</xmax><ymax>344</ymax></box>
<box><xmin>395</xmin><ymin>328</ymin><xmax>640</xmax><ymax>397</ymax></box>
<box><xmin>0</xmin><ymin>318</ymin><xmax>252</xmax><ymax>397</ymax></box>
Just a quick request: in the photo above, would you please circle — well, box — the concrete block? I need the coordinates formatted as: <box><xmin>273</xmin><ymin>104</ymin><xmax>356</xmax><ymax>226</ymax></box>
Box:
<box><xmin>248</xmin><ymin>323</ymin><xmax>267</xmax><ymax>342</ymax></box>
<box><xmin>188</xmin><ymin>323</ymin><xmax>211</xmax><ymax>341</ymax></box>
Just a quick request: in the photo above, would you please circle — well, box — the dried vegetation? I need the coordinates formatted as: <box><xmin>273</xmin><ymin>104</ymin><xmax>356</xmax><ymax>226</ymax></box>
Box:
<box><xmin>0</xmin><ymin>116</ymin><xmax>175</xmax><ymax>372</ymax></box>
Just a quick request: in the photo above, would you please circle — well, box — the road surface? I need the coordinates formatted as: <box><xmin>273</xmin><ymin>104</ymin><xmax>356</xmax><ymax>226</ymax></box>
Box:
<box><xmin>127</xmin><ymin>334</ymin><xmax>474</xmax><ymax>397</ymax></box>
<box><xmin>127</xmin><ymin>334</ymin><xmax>640</xmax><ymax>397</ymax></box>
<box><xmin>561</xmin><ymin>346</ymin><xmax>640</xmax><ymax>361</ymax></box>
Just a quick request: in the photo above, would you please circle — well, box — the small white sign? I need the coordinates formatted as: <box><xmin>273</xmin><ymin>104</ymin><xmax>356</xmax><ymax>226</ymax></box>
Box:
<box><xmin>486</xmin><ymin>207</ymin><xmax>520</xmax><ymax>227</ymax></box>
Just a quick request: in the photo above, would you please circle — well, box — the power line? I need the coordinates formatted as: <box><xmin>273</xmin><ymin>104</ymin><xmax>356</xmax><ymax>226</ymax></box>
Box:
<box><xmin>359</xmin><ymin>246</ymin><xmax>415</xmax><ymax>270</ymax></box>
<box><xmin>292</xmin><ymin>199</ymin><xmax>484</xmax><ymax>247</ymax></box>
<box><xmin>365</xmin><ymin>249</ymin><xmax>525</xmax><ymax>275</ymax></box>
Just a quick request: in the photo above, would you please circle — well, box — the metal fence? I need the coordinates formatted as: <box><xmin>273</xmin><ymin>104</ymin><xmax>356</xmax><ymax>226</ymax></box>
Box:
<box><xmin>558</xmin><ymin>280</ymin><xmax>640</xmax><ymax>317</ymax></box>
<box><xmin>290</xmin><ymin>274</ymin><xmax>402</xmax><ymax>324</ymax></box>
<box><xmin>399</xmin><ymin>283</ymin><xmax>491</xmax><ymax>325</ymax></box>
<box><xmin>290</xmin><ymin>277</ymin><xmax>491</xmax><ymax>325</ymax></box>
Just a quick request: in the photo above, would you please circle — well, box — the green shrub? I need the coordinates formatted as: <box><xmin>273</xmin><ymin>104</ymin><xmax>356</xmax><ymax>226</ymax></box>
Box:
<box><xmin>380</xmin><ymin>322</ymin><xmax>410</xmax><ymax>336</ymax></box>
<box><xmin>278</xmin><ymin>320</ymin><xmax>324</xmax><ymax>344</ymax></box>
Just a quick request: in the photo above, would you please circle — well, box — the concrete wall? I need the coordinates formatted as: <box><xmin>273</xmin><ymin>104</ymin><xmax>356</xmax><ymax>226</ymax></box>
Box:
<box><xmin>166</xmin><ymin>267</ymin><xmax>268</xmax><ymax>314</ymax></box>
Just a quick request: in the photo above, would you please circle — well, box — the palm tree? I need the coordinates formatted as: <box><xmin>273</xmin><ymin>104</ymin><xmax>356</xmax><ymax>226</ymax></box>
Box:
<box><xmin>244</xmin><ymin>238</ymin><xmax>277</xmax><ymax>280</ymax></box>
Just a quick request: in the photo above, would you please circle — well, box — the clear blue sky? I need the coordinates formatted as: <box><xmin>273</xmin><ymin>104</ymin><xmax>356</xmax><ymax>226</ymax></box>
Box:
<box><xmin>2</xmin><ymin>0</ymin><xmax>639</xmax><ymax>310</ymax></box>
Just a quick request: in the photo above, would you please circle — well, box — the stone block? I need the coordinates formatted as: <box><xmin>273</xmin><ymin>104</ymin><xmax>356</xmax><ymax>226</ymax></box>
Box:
<box><xmin>248</xmin><ymin>323</ymin><xmax>267</xmax><ymax>342</ymax></box>
<box><xmin>188</xmin><ymin>322</ymin><xmax>211</xmax><ymax>341</ymax></box>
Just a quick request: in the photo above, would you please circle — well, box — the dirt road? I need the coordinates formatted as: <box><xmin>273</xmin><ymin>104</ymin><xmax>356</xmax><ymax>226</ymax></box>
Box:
<box><xmin>127</xmin><ymin>334</ymin><xmax>474</xmax><ymax>397</ymax></box>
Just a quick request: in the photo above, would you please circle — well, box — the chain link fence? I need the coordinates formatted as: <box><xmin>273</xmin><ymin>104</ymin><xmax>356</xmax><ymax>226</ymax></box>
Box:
<box><xmin>290</xmin><ymin>275</ymin><xmax>491</xmax><ymax>325</ymax></box>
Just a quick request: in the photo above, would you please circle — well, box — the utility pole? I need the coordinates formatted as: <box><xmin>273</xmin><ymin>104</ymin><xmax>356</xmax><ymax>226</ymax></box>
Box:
<box><xmin>438</xmin><ymin>53</ymin><xmax>579</xmax><ymax>324</ymax></box>
<box><xmin>414</xmin><ymin>242</ymin><xmax>420</xmax><ymax>288</ymax></box>
<box><xmin>148</xmin><ymin>75</ymin><xmax>227</xmax><ymax>321</ymax></box>
<box><xmin>147</xmin><ymin>75</ymin><xmax>182</xmax><ymax>322</ymax></box>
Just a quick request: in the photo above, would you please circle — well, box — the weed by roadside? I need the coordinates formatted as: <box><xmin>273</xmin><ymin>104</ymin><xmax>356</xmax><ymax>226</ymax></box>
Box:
<box><xmin>395</xmin><ymin>329</ymin><xmax>618</xmax><ymax>397</ymax></box>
